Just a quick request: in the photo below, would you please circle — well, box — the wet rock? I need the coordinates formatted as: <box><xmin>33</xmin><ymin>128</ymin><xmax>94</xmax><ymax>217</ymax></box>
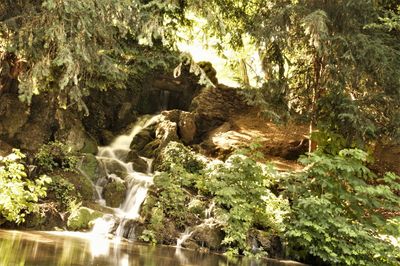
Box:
<box><xmin>102</xmin><ymin>179</ymin><xmax>127</xmax><ymax>208</ymax></box>
<box><xmin>156</xmin><ymin>220</ymin><xmax>179</xmax><ymax>245</ymax></box>
<box><xmin>140</xmin><ymin>139</ymin><xmax>162</xmax><ymax>158</ymax></box>
<box><xmin>183</xmin><ymin>239</ymin><xmax>200</xmax><ymax>250</ymax></box>
<box><xmin>130</xmin><ymin>129</ymin><xmax>154</xmax><ymax>152</ymax></box>
<box><xmin>117</xmin><ymin>102</ymin><xmax>138</xmax><ymax>129</ymax></box>
<box><xmin>127</xmin><ymin>151</ymin><xmax>148</xmax><ymax>173</ymax></box>
<box><xmin>67</xmin><ymin>207</ymin><xmax>103</xmax><ymax>230</ymax></box>
<box><xmin>100</xmin><ymin>130</ymin><xmax>115</xmax><ymax>146</ymax></box>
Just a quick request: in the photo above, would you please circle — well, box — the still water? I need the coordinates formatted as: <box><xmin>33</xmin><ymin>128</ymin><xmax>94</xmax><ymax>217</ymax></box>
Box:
<box><xmin>0</xmin><ymin>230</ymin><xmax>295</xmax><ymax>266</ymax></box>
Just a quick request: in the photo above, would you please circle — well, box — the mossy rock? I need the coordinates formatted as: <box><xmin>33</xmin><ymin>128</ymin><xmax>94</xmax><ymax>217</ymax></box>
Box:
<box><xmin>79</xmin><ymin>154</ymin><xmax>100</xmax><ymax>183</ymax></box>
<box><xmin>54</xmin><ymin>170</ymin><xmax>95</xmax><ymax>201</ymax></box>
<box><xmin>139</xmin><ymin>139</ymin><xmax>161</xmax><ymax>158</ymax></box>
<box><xmin>67</xmin><ymin>207</ymin><xmax>103</xmax><ymax>231</ymax></box>
<box><xmin>102</xmin><ymin>180</ymin><xmax>127</xmax><ymax>208</ymax></box>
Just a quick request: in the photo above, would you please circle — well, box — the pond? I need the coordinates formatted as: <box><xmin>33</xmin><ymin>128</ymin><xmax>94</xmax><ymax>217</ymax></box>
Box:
<box><xmin>0</xmin><ymin>230</ymin><xmax>300</xmax><ymax>266</ymax></box>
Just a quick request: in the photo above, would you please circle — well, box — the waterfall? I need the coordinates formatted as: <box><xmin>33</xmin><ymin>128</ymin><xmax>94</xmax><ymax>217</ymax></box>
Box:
<box><xmin>91</xmin><ymin>115</ymin><xmax>159</xmax><ymax>240</ymax></box>
<box><xmin>176</xmin><ymin>228</ymin><xmax>194</xmax><ymax>248</ymax></box>
<box><xmin>160</xmin><ymin>90</ymin><xmax>170</xmax><ymax>111</ymax></box>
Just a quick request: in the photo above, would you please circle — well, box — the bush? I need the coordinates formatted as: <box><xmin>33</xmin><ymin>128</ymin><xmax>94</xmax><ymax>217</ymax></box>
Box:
<box><xmin>156</xmin><ymin>141</ymin><xmax>205</xmax><ymax>173</ymax></box>
<box><xmin>199</xmin><ymin>153</ymin><xmax>290</xmax><ymax>255</ymax></box>
<box><xmin>285</xmin><ymin>149</ymin><xmax>400</xmax><ymax>265</ymax></box>
<box><xmin>35</xmin><ymin>141</ymin><xmax>78</xmax><ymax>172</ymax></box>
<box><xmin>47</xmin><ymin>175</ymin><xmax>81</xmax><ymax>211</ymax></box>
<box><xmin>151</xmin><ymin>143</ymin><xmax>290</xmax><ymax>255</ymax></box>
<box><xmin>0</xmin><ymin>149</ymin><xmax>51</xmax><ymax>224</ymax></box>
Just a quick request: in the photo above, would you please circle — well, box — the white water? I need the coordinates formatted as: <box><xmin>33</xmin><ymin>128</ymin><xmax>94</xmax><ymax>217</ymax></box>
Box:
<box><xmin>176</xmin><ymin>228</ymin><xmax>194</xmax><ymax>248</ymax></box>
<box><xmin>176</xmin><ymin>201</ymin><xmax>218</xmax><ymax>248</ymax></box>
<box><xmin>91</xmin><ymin>115</ymin><xmax>160</xmax><ymax>239</ymax></box>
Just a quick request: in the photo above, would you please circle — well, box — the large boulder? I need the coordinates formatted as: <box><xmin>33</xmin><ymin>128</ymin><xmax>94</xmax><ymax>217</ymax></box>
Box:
<box><xmin>130</xmin><ymin>128</ymin><xmax>154</xmax><ymax>152</ymax></box>
<box><xmin>190</xmin><ymin>85</ymin><xmax>249</xmax><ymax>141</ymax></box>
<box><xmin>155</xmin><ymin>119</ymin><xmax>179</xmax><ymax>147</ymax></box>
<box><xmin>100</xmin><ymin>158</ymin><xmax>128</xmax><ymax>179</ymax></box>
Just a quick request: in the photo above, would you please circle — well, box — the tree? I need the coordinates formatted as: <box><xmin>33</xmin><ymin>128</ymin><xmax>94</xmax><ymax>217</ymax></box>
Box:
<box><xmin>0</xmin><ymin>0</ymin><xmax>186</xmax><ymax>112</ymax></box>
<box><xmin>186</xmin><ymin>0</ymin><xmax>400</xmax><ymax>145</ymax></box>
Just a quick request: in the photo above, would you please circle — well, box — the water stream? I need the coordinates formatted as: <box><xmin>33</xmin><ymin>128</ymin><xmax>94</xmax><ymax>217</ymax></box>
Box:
<box><xmin>92</xmin><ymin>115</ymin><xmax>159</xmax><ymax>240</ymax></box>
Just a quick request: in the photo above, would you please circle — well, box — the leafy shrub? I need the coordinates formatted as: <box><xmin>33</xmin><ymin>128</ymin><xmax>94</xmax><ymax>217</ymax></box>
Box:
<box><xmin>285</xmin><ymin>149</ymin><xmax>400</xmax><ymax>265</ymax></box>
<box><xmin>151</xmin><ymin>142</ymin><xmax>206</xmax><ymax>226</ymax></box>
<box><xmin>35</xmin><ymin>141</ymin><xmax>78</xmax><ymax>172</ymax></box>
<box><xmin>47</xmin><ymin>175</ymin><xmax>81</xmax><ymax>211</ymax></box>
<box><xmin>0</xmin><ymin>150</ymin><xmax>51</xmax><ymax>224</ymax></box>
<box><xmin>149</xmin><ymin>143</ymin><xmax>290</xmax><ymax>255</ymax></box>
<box><xmin>156</xmin><ymin>141</ymin><xmax>205</xmax><ymax>174</ymax></box>
<box><xmin>199</xmin><ymin>153</ymin><xmax>290</xmax><ymax>255</ymax></box>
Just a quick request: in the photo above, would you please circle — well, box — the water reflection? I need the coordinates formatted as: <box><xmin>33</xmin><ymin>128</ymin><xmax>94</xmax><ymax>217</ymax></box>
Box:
<box><xmin>0</xmin><ymin>230</ymin><xmax>292</xmax><ymax>266</ymax></box>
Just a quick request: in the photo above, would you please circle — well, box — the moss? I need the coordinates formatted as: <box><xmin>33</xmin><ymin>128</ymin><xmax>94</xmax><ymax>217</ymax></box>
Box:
<box><xmin>80</xmin><ymin>134</ymin><xmax>98</xmax><ymax>154</ymax></box>
<box><xmin>67</xmin><ymin>207</ymin><xmax>103</xmax><ymax>231</ymax></box>
<box><xmin>53</xmin><ymin>170</ymin><xmax>95</xmax><ymax>201</ymax></box>
<box><xmin>103</xmin><ymin>180</ymin><xmax>127</xmax><ymax>208</ymax></box>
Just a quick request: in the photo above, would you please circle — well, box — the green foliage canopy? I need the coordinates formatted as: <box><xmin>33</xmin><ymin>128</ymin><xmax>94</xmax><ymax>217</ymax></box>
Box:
<box><xmin>0</xmin><ymin>0</ymin><xmax>185</xmax><ymax>111</ymax></box>
<box><xmin>186</xmin><ymin>0</ymin><xmax>400</xmax><ymax>143</ymax></box>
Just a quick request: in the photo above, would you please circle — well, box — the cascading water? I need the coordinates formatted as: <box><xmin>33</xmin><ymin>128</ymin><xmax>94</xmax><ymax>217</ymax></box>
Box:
<box><xmin>91</xmin><ymin>115</ymin><xmax>159</xmax><ymax>240</ymax></box>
